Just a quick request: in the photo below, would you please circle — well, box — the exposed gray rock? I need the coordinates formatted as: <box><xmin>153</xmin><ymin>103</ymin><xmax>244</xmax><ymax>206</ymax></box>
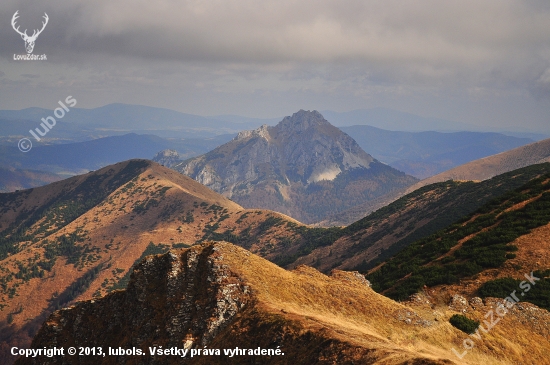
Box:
<box><xmin>449</xmin><ymin>294</ymin><xmax>469</xmax><ymax>312</ymax></box>
<box><xmin>393</xmin><ymin>308</ymin><xmax>433</xmax><ymax>327</ymax></box>
<box><xmin>469</xmin><ymin>297</ymin><xmax>484</xmax><ymax>308</ymax></box>
<box><xmin>152</xmin><ymin>149</ymin><xmax>182</xmax><ymax>168</ymax></box>
<box><xmin>21</xmin><ymin>244</ymin><xmax>251</xmax><ymax>365</ymax></box>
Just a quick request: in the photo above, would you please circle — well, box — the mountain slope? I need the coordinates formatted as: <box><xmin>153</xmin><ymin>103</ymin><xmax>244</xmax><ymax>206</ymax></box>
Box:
<box><xmin>174</xmin><ymin>110</ymin><xmax>418</xmax><ymax>223</ymax></box>
<box><xmin>367</xmin><ymin>170</ymin><xmax>550</xmax><ymax>301</ymax></box>
<box><xmin>357</xmin><ymin>171</ymin><xmax>550</xmax><ymax>364</ymax></box>
<box><xmin>0</xmin><ymin>160</ymin><xmax>333</xmax><ymax>364</ymax></box>
<box><xmin>289</xmin><ymin>163</ymin><xmax>550</xmax><ymax>271</ymax></box>
<box><xmin>18</xmin><ymin>242</ymin><xmax>550</xmax><ymax>365</ymax></box>
<box><xmin>340</xmin><ymin>125</ymin><xmax>533</xmax><ymax>179</ymax></box>
<box><xmin>324</xmin><ymin>137</ymin><xmax>550</xmax><ymax>226</ymax></box>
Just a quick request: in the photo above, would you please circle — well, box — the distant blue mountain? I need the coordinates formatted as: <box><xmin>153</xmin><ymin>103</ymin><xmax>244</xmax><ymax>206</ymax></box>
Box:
<box><xmin>340</xmin><ymin>125</ymin><xmax>534</xmax><ymax>178</ymax></box>
<box><xmin>2</xmin><ymin>104</ymin><xmax>546</xmax><ymax>141</ymax></box>
<box><xmin>0</xmin><ymin>133</ymin><xmax>234</xmax><ymax>177</ymax></box>
<box><xmin>322</xmin><ymin>108</ymin><xmax>475</xmax><ymax>131</ymax></box>
<box><xmin>209</xmin><ymin>114</ymin><xmax>281</xmax><ymax>126</ymax></box>
<box><xmin>0</xmin><ymin>104</ymin><xmax>541</xmax><ymax>186</ymax></box>
<box><xmin>0</xmin><ymin>104</ymin><xmax>267</xmax><ymax>140</ymax></box>
<box><xmin>322</xmin><ymin>108</ymin><xmax>548</xmax><ymax>140</ymax></box>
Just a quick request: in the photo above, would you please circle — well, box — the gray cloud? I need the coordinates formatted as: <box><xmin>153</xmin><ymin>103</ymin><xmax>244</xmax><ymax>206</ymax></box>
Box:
<box><xmin>1</xmin><ymin>0</ymin><xmax>549</xmax><ymax>132</ymax></box>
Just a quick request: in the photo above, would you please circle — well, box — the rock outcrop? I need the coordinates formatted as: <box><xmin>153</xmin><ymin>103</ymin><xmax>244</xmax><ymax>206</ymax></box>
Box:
<box><xmin>152</xmin><ymin>149</ymin><xmax>182</xmax><ymax>168</ymax></box>
<box><xmin>18</xmin><ymin>244</ymin><xmax>250</xmax><ymax>365</ymax></box>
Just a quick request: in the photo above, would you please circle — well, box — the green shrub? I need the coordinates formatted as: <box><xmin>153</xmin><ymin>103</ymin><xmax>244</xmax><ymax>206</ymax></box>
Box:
<box><xmin>478</xmin><ymin>274</ymin><xmax>550</xmax><ymax>311</ymax></box>
<box><xmin>478</xmin><ymin>277</ymin><xmax>520</xmax><ymax>298</ymax></box>
<box><xmin>449</xmin><ymin>314</ymin><xmax>479</xmax><ymax>334</ymax></box>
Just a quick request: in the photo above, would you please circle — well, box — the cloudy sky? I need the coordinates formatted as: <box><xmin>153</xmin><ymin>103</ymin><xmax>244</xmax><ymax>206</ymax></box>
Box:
<box><xmin>1</xmin><ymin>0</ymin><xmax>550</xmax><ymax>132</ymax></box>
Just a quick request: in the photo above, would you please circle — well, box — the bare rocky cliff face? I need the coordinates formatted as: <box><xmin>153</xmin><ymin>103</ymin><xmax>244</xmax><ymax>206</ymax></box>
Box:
<box><xmin>18</xmin><ymin>244</ymin><xmax>252</xmax><ymax>365</ymax></box>
<box><xmin>174</xmin><ymin>110</ymin><xmax>417</xmax><ymax>223</ymax></box>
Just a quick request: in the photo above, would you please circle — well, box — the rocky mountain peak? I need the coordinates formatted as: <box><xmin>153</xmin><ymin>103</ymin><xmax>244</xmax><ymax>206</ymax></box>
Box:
<box><xmin>277</xmin><ymin>109</ymin><xmax>329</xmax><ymax>133</ymax></box>
<box><xmin>235</xmin><ymin>110</ymin><xmax>332</xmax><ymax>142</ymax></box>
<box><xmin>173</xmin><ymin>110</ymin><xmax>418</xmax><ymax>223</ymax></box>
<box><xmin>156</xmin><ymin>149</ymin><xmax>179</xmax><ymax>158</ymax></box>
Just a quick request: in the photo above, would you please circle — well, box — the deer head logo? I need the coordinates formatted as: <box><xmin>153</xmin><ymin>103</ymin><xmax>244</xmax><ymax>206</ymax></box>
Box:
<box><xmin>11</xmin><ymin>11</ymin><xmax>49</xmax><ymax>54</ymax></box>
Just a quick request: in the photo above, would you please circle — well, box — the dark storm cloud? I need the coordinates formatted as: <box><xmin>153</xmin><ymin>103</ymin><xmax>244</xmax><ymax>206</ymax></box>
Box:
<box><xmin>2</xmin><ymin>1</ymin><xmax>548</xmax><ymax>69</ymax></box>
<box><xmin>1</xmin><ymin>0</ymin><xmax>549</xmax><ymax>131</ymax></box>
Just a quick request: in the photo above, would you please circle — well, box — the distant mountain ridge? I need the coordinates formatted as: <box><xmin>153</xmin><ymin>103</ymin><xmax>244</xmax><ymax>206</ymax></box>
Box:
<box><xmin>173</xmin><ymin>110</ymin><xmax>418</xmax><ymax>223</ymax></box>
<box><xmin>322</xmin><ymin>108</ymin><xmax>476</xmax><ymax>131</ymax></box>
<box><xmin>3</xmin><ymin>104</ymin><xmax>546</xmax><ymax>141</ymax></box>
<box><xmin>0</xmin><ymin>104</ymin><xmax>266</xmax><ymax>140</ymax></box>
<box><xmin>407</xmin><ymin>137</ymin><xmax>550</xmax><ymax>193</ymax></box>
<box><xmin>341</xmin><ymin>125</ymin><xmax>533</xmax><ymax>178</ymax></box>
<box><xmin>0</xmin><ymin>133</ymin><xmax>235</xmax><ymax>178</ymax></box>
<box><xmin>0</xmin><ymin>167</ymin><xmax>61</xmax><ymax>193</ymax></box>
<box><xmin>322</xmin><ymin>108</ymin><xmax>549</xmax><ymax>138</ymax></box>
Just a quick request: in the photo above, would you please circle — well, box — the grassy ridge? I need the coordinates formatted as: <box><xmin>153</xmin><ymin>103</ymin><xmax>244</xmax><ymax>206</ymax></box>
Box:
<box><xmin>349</xmin><ymin>163</ymin><xmax>550</xmax><ymax>271</ymax></box>
<box><xmin>275</xmin><ymin>163</ymin><xmax>550</xmax><ymax>269</ymax></box>
<box><xmin>367</xmin><ymin>172</ymin><xmax>550</xmax><ymax>301</ymax></box>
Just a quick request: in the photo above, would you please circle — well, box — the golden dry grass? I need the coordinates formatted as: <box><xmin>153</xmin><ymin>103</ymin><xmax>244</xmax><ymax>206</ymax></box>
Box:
<box><xmin>2</xmin><ymin>160</ymin><xmax>550</xmax><ymax>364</ymax></box>
<box><xmin>204</xmin><ymin>242</ymin><xmax>550</xmax><ymax>364</ymax></box>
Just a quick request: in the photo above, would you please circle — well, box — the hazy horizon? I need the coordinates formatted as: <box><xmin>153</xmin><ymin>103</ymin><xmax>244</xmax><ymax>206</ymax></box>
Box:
<box><xmin>1</xmin><ymin>1</ymin><xmax>550</xmax><ymax>134</ymax></box>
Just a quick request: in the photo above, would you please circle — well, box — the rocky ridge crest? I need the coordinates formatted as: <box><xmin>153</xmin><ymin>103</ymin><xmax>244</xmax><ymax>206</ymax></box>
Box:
<box><xmin>19</xmin><ymin>242</ymin><xmax>550</xmax><ymax>365</ymax></box>
<box><xmin>19</xmin><ymin>242</ymin><xmax>459</xmax><ymax>365</ymax></box>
